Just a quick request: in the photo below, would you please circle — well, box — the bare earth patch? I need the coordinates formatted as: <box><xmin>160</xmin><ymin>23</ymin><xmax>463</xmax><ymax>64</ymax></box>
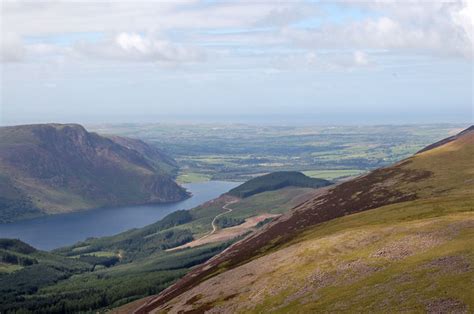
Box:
<box><xmin>283</xmin><ymin>259</ymin><xmax>383</xmax><ymax>307</ymax></box>
<box><xmin>422</xmin><ymin>255</ymin><xmax>471</xmax><ymax>275</ymax></box>
<box><xmin>372</xmin><ymin>232</ymin><xmax>445</xmax><ymax>261</ymax></box>
<box><xmin>425</xmin><ymin>298</ymin><xmax>468</xmax><ymax>314</ymax></box>
<box><xmin>169</xmin><ymin>213</ymin><xmax>281</xmax><ymax>250</ymax></box>
<box><xmin>372</xmin><ymin>219</ymin><xmax>474</xmax><ymax>262</ymax></box>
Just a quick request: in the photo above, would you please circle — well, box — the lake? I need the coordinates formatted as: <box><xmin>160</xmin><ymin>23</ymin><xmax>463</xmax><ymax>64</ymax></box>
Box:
<box><xmin>0</xmin><ymin>181</ymin><xmax>240</xmax><ymax>251</ymax></box>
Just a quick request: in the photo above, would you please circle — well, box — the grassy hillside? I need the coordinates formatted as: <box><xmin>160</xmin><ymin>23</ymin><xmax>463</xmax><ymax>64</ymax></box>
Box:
<box><xmin>151</xmin><ymin>196</ymin><xmax>473</xmax><ymax>313</ymax></box>
<box><xmin>0</xmin><ymin>181</ymin><xmax>319</xmax><ymax>312</ymax></box>
<box><xmin>228</xmin><ymin>171</ymin><xmax>331</xmax><ymax>198</ymax></box>
<box><xmin>0</xmin><ymin>123</ymin><xmax>188</xmax><ymax>222</ymax></box>
<box><xmin>132</xmin><ymin>126</ymin><xmax>474</xmax><ymax>313</ymax></box>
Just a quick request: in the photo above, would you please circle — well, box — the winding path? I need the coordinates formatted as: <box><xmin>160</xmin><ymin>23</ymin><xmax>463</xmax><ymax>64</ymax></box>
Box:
<box><xmin>166</xmin><ymin>199</ymin><xmax>239</xmax><ymax>251</ymax></box>
<box><xmin>167</xmin><ymin>199</ymin><xmax>279</xmax><ymax>252</ymax></box>
<box><xmin>201</xmin><ymin>200</ymin><xmax>239</xmax><ymax>240</ymax></box>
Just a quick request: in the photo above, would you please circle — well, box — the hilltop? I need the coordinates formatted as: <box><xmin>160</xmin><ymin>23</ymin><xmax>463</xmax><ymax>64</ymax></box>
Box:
<box><xmin>227</xmin><ymin>171</ymin><xmax>331</xmax><ymax>198</ymax></box>
<box><xmin>0</xmin><ymin>123</ymin><xmax>189</xmax><ymax>222</ymax></box>
<box><xmin>132</xmin><ymin>126</ymin><xmax>474</xmax><ymax>313</ymax></box>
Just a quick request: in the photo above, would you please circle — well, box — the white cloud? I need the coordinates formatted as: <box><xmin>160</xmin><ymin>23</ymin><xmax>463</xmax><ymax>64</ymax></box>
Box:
<box><xmin>74</xmin><ymin>33</ymin><xmax>205</xmax><ymax>64</ymax></box>
<box><xmin>347</xmin><ymin>0</ymin><xmax>473</xmax><ymax>58</ymax></box>
<box><xmin>1</xmin><ymin>0</ymin><xmax>472</xmax><ymax>65</ymax></box>
<box><xmin>450</xmin><ymin>0</ymin><xmax>474</xmax><ymax>58</ymax></box>
<box><xmin>1</xmin><ymin>1</ymin><xmax>303</xmax><ymax>35</ymax></box>
<box><xmin>354</xmin><ymin>51</ymin><xmax>369</xmax><ymax>66</ymax></box>
<box><xmin>282</xmin><ymin>5</ymin><xmax>472</xmax><ymax>59</ymax></box>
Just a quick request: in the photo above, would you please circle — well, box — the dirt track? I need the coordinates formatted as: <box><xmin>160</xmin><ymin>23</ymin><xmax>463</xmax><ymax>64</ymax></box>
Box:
<box><xmin>168</xmin><ymin>200</ymin><xmax>279</xmax><ymax>251</ymax></box>
<box><xmin>207</xmin><ymin>200</ymin><xmax>238</xmax><ymax>237</ymax></box>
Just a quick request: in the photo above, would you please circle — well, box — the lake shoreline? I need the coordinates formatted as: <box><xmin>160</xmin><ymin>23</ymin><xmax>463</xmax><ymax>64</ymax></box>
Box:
<box><xmin>0</xmin><ymin>181</ymin><xmax>240</xmax><ymax>251</ymax></box>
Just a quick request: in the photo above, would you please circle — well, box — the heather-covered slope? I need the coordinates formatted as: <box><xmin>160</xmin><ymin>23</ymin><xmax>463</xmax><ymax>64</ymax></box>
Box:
<box><xmin>0</xmin><ymin>124</ymin><xmax>189</xmax><ymax>222</ymax></box>
<box><xmin>132</xmin><ymin>126</ymin><xmax>474</xmax><ymax>313</ymax></box>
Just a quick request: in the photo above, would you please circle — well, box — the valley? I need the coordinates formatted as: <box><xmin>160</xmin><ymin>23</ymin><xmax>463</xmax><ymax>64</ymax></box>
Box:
<box><xmin>2</xmin><ymin>2</ymin><xmax>471</xmax><ymax>313</ymax></box>
<box><xmin>0</xmin><ymin>168</ymin><xmax>326</xmax><ymax>312</ymax></box>
<box><xmin>0</xmin><ymin>123</ymin><xmax>471</xmax><ymax>313</ymax></box>
<box><xmin>0</xmin><ymin>181</ymin><xmax>238</xmax><ymax>250</ymax></box>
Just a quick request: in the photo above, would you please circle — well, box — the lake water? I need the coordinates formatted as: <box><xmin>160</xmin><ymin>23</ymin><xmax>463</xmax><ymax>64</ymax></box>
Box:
<box><xmin>0</xmin><ymin>181</ymin><xmax>239</xmax><ymax>251</ymax></box>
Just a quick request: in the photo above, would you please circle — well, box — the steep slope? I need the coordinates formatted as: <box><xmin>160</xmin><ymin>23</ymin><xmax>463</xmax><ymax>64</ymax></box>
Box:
<box><xmin>0</xmin><ymin>124</ymin><xmax>189</xmax><ymax>222</ymax></box>
<box><xmin>132</xmin><ymin>126</ymin><xmax>474</xmax><ymax>313</ymax></box>
<box><xmin>107</xmin><ymin>135</ymin><xmax>179</xmax><ymax>176</ymax></box>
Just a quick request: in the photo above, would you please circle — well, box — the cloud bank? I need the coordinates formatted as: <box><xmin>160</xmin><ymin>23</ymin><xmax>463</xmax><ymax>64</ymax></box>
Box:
<box><xmin>1</xmin><ymin>0</ymin><xmax>472</xmax><ymax>65</ymax></box>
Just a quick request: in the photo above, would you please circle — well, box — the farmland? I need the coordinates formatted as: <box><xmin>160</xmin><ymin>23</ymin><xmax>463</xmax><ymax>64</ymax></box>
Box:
<box><xmin>89</xmin><ymin>124</ymin><xmax>462</xmax><ymax>182</ymax></box>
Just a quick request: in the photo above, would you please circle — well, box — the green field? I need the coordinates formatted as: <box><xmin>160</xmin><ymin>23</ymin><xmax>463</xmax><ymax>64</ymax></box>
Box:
<box><xmin>227</xmin><ymin>187</ymin><xmax>315</xmax><ymax>220</ymax></box>
<box><xmin>303</xmin><ymin>169</ymin><xmax>366</xmax><ymax>180</ymax></box>
<box><xmin>70</xmin><ymin>250</ymin><xmax>117</xmax><ymax>258</ymax></box>
<box><xmin>176</xmin><ymin>172</ymin><xmax>211</xmax><ymax>184</ymax></box>
<box><xmin>0</xmin><ymin>262</ymin><xmax>23</xmax><ymax>273</ymax></box>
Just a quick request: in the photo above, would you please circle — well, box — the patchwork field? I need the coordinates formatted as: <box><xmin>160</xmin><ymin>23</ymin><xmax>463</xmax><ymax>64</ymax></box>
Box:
<box><xmin>89</xmin><ymin>124</ymin><xmax>461</xmax><ymax>182</ymax></box>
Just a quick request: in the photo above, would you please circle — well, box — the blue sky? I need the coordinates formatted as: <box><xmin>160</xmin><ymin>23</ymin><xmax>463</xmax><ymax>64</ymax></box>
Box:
<box><xmin>1</xmin><ymin>1</ymin><xmax>472</xmax><ymax>125</ymax></box>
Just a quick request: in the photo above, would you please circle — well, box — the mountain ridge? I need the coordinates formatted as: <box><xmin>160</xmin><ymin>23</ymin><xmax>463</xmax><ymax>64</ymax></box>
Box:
<box><xmin>416</xmin><ymin>125</ymin><xmax>474</xmax><ymax>154</ymax></box>
<box><xmin>0</xmin><ymin>123</ymin><xmax>189</xmax><ymax>222</ymax></box>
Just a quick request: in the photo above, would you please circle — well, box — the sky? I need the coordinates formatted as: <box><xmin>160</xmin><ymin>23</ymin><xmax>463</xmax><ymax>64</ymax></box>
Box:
<box><xmin>0</xmin><ymin>0</ymin><xmax>473</xmax><ymax>125</ymax></box>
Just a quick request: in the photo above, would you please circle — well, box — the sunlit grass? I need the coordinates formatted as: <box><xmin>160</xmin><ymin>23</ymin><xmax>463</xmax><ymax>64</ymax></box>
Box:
<box><xmin>71</xmin><ymin>251</ymin><xmax>117</xmax><ymax>258</ymax></box>
<box><xmin>176</xmin><ymin>172</ymin><xmax>211</xmax><ymax>184</ymax></box>
<box><xmin>0</xmin><ymin>263</ymin><xmax>23</xmax><ymax>273</ymax></box>
<box><xmin>303</xmin><ymin>169</ymin><xmax>366</xmax><ymax>180</ymax></box>
<box><xmin>249</xmin><ymin>197</ymin><xmax>474</xmax><ymax>313</ymax></box>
